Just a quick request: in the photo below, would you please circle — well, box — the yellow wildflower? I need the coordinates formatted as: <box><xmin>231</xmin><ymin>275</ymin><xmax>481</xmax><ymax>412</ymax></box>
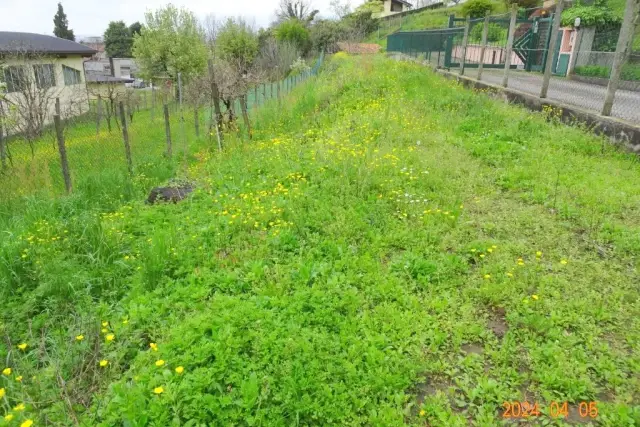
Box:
<box><xmin>102</xmin><ymin>321</ymin><xmax>109</xmax><ymax>327</ymax></box>
<box><xmin>13</xmin><ymin>403</ymin><xmax>25</xmax><ymax>411</ymax></box>
<box><xmin>99</xmin><ymin>360</ymin><xmax>109</xmax><ymax>368</ymax></box>
<box><xmin>560</xmin><ymin>259</ymin><xmax>568</xmax><ymax>265</ymax></box>
<box><xmin>150</xmin><ymin>343</ymin><xmax>158</xmax><ymax>351</ymax></box>
<box><xmin>153</xmin><ymin>386</ymin><xmax>164</xmax><ymax>394</ymax></box>
<box><xmin>15</xmin><ymin>376</ymin><xmax>23</xmax><ymax>382</ymax></box>
<box><xmin>0</xmin><ymin>388</ymin><xmax>5</xmax><ymax>398</ymax></box>
<box><xmin>4</xmin><ymin>414</ymin><xmax>14</xmax><ymax>421</ymax></box>
<box><xmin>532</xmin><ymin>295</ymin><xmax>539</xmax><ymax>300</ymax></box>
<box><xmin>536</xmin><ymin>251</ymin><xmax>542</xmax><ymax>257</ymax></box>
<box><xmin>155</xmin><ymin>360</ymin><xmax>165</xmax><ymax>367</ymax></box>
<box><xmin>122</xmin><ymin>319</ymin><xmax>129</xmax><ymax>325</ymax></box>
<box><xmin>17</xmin><ymin>343</ymin><xmax>28</xmax><ymax>351</ymax></box>
<box><xmin>21</xmin><ymin>420</ymin><xmax>34</xmax><ymax>427</ymax></box>
<box><xmin>76</xmin><ymin>335</ymin><xmax>84</xmax><ymax>341</ymax></box>
<box><xmin>175</xmin><ymin>366</ymin><xmax>184</xmax><ymax>374</ymax></box>
<box><xmin>101</xmin><ymin>328</ymin><xmax>108</xmax><ymax>334</ymax></box>
<box><xmin>419</xmin><ymin>409</ymin><xmax>426</xmax><ymax>416</ymax></box>
<box><xmin>480</xmin><ymin>254</ymin><xmax>485</xmax><ymax>258</ymax></box>
<box><xmin>483</xmin><ymin>274</ymin><xmax>491</xmax><ymax>279</ymax></box>
<box><xmin>2</xmin><ymin>368</ymin><xmax>11</xmax><ymax>376</ymax></box>
<box><xmin>506</xmin><ymin>272</ymin><xmax>513</xmax><ymax>277</ymax></box>
<box><xmin>105</xmin><ymin>333</ymin><xmax>115</xmax><ymax>342</ymax></box>
<box><xmin>487</xmin><ymin>248</ymin><xmax>493</xmax><ymax>253</ymax></box>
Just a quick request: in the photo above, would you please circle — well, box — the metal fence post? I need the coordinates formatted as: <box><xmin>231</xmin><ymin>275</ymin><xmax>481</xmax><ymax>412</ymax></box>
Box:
<box><xmin>53</xmin><ymin>114</ymin><xmax>72</xmax><ymax>194</ymax></box>
<box><xmin>502</xmin><ymin>5</ymin><xmax>518</xmax><ymax>87</ymax></box>
<box><xmin>163</xmin><ymin>103</ymin><xmax>172</xmax><ymax>158</ymax></box>
<box><xmin>194</xmin><ymin>106</ymin><xmax>200</xmax><ymax>138</ymax></box>
<box><xmin>460</xmin><ymin>17</ymin><xmax>471</xmax><ymax>76</ymax></box>
<box><xmin>118</xmin><ymin>101</ymin><xmax>133</xmax><ymax>175</ymax></box>
<box><xmin>602</xmin><ymin>0</ymin><xmax>639</xmax><ymax>115</ymax></box>
<box><xmin>477</xmin><ymin>14</ymin><xmax>490</xmax><ymax>81</ymax></box>
<box><xmin>540</xmin><ymin>0</ymin><xmax>565</xmax><ymax>98</ymax></box>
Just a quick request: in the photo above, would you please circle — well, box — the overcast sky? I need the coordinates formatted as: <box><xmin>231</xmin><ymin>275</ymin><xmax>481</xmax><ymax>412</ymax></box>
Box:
<box><xmin>0</xmin><ymin>0</ymin><xmax>368</xmax><ymax>39</ymax></box>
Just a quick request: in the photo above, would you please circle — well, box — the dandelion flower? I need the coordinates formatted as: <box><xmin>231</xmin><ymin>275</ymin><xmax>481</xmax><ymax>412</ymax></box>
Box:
<box><xmin>14</xmin><ymin>403</ymin><xmax>25</xmax><ymax>411</ymax></box>
<box><xmin>506</xmin><ymin>272</ymin><xmax>513</xmax><ymax>277</ymax></box>
<box><xmin>487</xmin><ymin>248</ymin><xmax>493</xmax><ymax>253</ymax></box>
<box><xmin>4</xmin><ymin>414</ymin><xmax>13</xmax><ymax>421</ymax></box>
<box><xmin>155</xmin><ymin>360</ymin><xmax>165</xmax><ymax>367</ymax></box>
<box><xmin>102</xmin><ymin>321</ymin><xmax>109</xmax><ymax>327</ymax></box>
<box><xmin>101</xmin><ymin>328</ymin><xmax>108</xmax><ymax>334</ymax></box>
<box><xmin>153</xmin><ymin>386</ymin><xmax>164</xmax><ymax>395</ymax></box>
<box><xmin>21</xmin><ymin>420</ymin><xmax>34</xmax><ymax>427</ymax></box>
<box><xmin>17</xmin><ymin>343</ymin><xmax>28</xmax><ymax>351</ymax></box>
<box><xmin>2</xmin><ymin>368</ymin><xmax>11</xmax><ymax>376</ymax></box>
<box><xmin>105</xmin><ymin>333</ymin><xmax>115</xmax><ymax>342</ymax></box>
<box><xmin>492</xmin><ymin>245</ymin><xmax>497</xmax><ymax>249</ymax></box>
<box><xmin>99</xmin><ymin>360</ymin><xmax>109</xmax><ymax>368</ymax></box>
<box><xmin>532</xmin><ymin>295</ymin><xmax>539</xmax><ymax>300</ymax></box>
<box><xmin>150</xmin><ymin>343</ymin><xmax>158</xmax><ymax>351</ymax></box>
<box><xmin>560</xmin><ymin>259</ymin><xmax>568</xmax><ymax>265</ymax></box>
<box><xmin>76</xmin><ymin>335</ymin><xmax>84</xmax><ymax>341</ymax></box>
<box><xmin>419</xmin><ymin>409</ymin><xmax>426</xmax><ymax>416</ymax></box>
<box><xmin>175</xmin><ymin>366</ymin><xmax>184</xmax><ymax>374</ymax></box>
<box><xmin>480</xmin><ymin>254</ymin><xmax>485</xmax><ymax>258</ymax></box>
<box><xmin>15</xmin><ymin>376</ymin><xmax>23</xmax><ymax>382</ymax></box>
<box><xmin>536</xmin><ymin>251</ymin><xmax>542</xmax><ymax>257</ymax></box>
<box><xmin>483</xmin><ymin>274</ymin><xmax>491</xmax><ymax>279</ymax></box>
<box><xmin>0</xmin><ymin>388</ymin><xmax>5</xmax><ymax>398</ymax></box>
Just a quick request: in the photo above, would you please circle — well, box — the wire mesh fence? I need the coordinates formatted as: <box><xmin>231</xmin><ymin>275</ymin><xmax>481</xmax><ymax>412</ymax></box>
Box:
<box><xmin>0</xmin><ymin>53</ymin><xmax>324</xmax><ymax>204</ymax></box>
<box><xmin>387</xmin><ymin>4</ymin><xmax>640</xmax><ymax>124</ymax></box>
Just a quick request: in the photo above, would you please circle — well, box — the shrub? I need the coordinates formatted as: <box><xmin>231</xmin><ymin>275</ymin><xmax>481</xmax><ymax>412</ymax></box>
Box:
<box><xmin>574</xmin><ymin>64</ymin><xmax>640</xmax><ymax>81</ymax></box>
<box><xmin>462</xmin><ymin>0</ymin><xmax>496</xmax><ymax>18</ymax></box>
<box><xmin>469</xmin><ymin>22</ymin><xmax>507</xmax><ymax>43</ymax></box>
<box><xmin>276</xmin><ymin>19</ymin><xmax>312</xmax><ymax>56</ymax></box>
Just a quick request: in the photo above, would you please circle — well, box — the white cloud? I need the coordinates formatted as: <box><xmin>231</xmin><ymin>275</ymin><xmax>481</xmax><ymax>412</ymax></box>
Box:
<box><xmin>0</xmin><ymin>0</ymin><xmax>368</xmax><ymax>38</ymax></box>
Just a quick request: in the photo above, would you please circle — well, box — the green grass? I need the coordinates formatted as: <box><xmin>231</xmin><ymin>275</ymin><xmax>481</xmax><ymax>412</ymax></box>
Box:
<box><xmin>1</xmin><ymin>55</ymin><xmax>639</xmax><ymax>426</ymax></box>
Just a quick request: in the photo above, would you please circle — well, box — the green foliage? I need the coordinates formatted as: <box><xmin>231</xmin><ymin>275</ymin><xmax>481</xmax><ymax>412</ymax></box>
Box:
<box><xmin>574</xmin><ymin>63</ymin><xmax>640</xmax><ymax>81</ymax></box>
<box><xmin>132</xmin><ymin>5</ymin><xmax>207</xmax><ymax>81</ymax></box>
<box><xmin>461</xmin><ymin>0</ymin><xmax>496</xmax><ymax>18</ymax></box>
<box><xmin>104</xmin><ymin>21</ymin><xmax>134</xmax><ymax>58</ymax></box>
<box><xmin>1</xmin><ymin>55</ymin><xmax>640</xmax><ymax>425</ymax></box>
<box><xmin>503</xmin><ymin>0</ymin><xmax>540</xmax><ymax>10</ymax></box>
<box><xmin>311</xmin><ymin>19</ymin><xmax>347</xmax><ymax>52</ymax></box>
<box><xmin>561</xmin><ymin>2</ymin><xmax>622</xmax><ymax>28</ymax></box>
<box><xmin>470</xmin><ymin>22</ymin><xmax>507</xmax><ymax>43</ymax></box>
<box><xmin>129</xmin><ymin>22</ymin><xmax>143</xmax><ymax>36</ymax></box>
<box><xmin>355</xmin><ymin>0</ymin><xmax>384</xmax><ymax>13</ymax></box>
<box><xmin>216</xmin><ymin>18</ymin><xmax>260</xmax><ymax>65</ymax></box>
<box><xmin>275</xmin><ymin>19</ymin><xmax>312</xmax><ymax>56</ymax></box>
<box><xmin>53</xmin><ymin>2</ymin><xmax>74</xmax><ymax>41</ymax></box>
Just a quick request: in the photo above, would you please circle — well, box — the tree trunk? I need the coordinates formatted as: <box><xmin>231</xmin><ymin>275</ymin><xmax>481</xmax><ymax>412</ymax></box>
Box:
<box><xmin>240</xmin><ymin>95</ymin><xmax>252</xmax><ymax>140</ymax></box>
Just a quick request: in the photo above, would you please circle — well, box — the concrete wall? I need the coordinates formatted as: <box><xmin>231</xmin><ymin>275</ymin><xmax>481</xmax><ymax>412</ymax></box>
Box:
<box><xmin>2</xmin><ymin>55</ymin><xmax>90</xmax><ymax>134</ymax></box>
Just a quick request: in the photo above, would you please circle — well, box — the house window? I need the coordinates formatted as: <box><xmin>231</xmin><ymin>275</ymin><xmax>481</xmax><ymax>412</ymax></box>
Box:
<box><xmin>2</xmin><ymin>66</ymin><xmax>27</xmax><ymax>93</ymax></box>
<box><xmin>63</xmin><ymin>65</ymin><xmax>82</xmax><ymax>85</ymax></box>
<box><xmin>33</xmin><ymin>64</ymin><xmax>56</xmax><ymax>89</ymax></box>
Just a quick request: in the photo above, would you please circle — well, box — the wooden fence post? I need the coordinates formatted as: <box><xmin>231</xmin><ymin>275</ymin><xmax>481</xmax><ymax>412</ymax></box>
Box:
<box><xmin>0</xmin><ymin>116</ymin><xmax>7</xmax><ymax>170</ymax></box>
<box><xmin>540</xmin><ymin>0</ymin><xmax>565</xmax><ymax>98</ymax></box>
<box><xmin>194</xmin><ymin>106</ymin><xmax>200</xmax><ymax>138</ymax></box>
<box><xmin>118</xmin><ymin>102</ymin><xmax>133</xmax><ymax>175</ymax></box>
<box><xmin>460</xmin><ymin>17</ymin><xmax>471</xmax><ymax>76</ymax></box>
<box><xmin>208</xmin><ymin>59</ymin><xmax>224</xmax><ymax>148</ymax></box>
<box><xmin>254</xmin><ymin>86</ymin><xmax>258</xmax><ymax>109</ymax></box>
<box><xmin>53</xmin><ymin>114</ymin><xmax>72</xmax><ymax>193</ymax></box>
<box><xmin>96</xmin><ymin>95</ymin><xmax>102</xmax><ymax>134</ymax></box>
<box><xmin>502</xmin><ymin>4</ymin><xmax>518</xmax><ymax>87</ymax></box>
<box><xmin>277</xmin><ymin>80</ymin><xmax>281</xmax><ymax>101</ymax></box>
<box><xmin>151</xmin><ymin>87</ymin><xmax>156</xmax><ymax>121</ymax></box>
<box><xmin>164</xmin><ymin>103</ymin><xmax>172</xmax><ymax>158</ymax></box>
<box><xmin>477</xmin><ymin>14</ymin><xmax>490</xmax><ymax>81</ymax></box>
<box><xmin>601</xmin><ymin>0</ymin><xmax>639</xmax><ymax>115</ymax></box>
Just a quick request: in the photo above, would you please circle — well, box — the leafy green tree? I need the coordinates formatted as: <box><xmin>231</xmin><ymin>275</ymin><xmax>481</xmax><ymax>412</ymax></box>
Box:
<box><xmin>53</xmin><ymin>2</ymin><xmax>75</xmax><ymax>41</ymax></box>
<box><xmin>275</xmin><ymin>19</ymin><xmax>311</xmax><ymax>55</ymax></box>
<box><xmin>129</xmin><ymin>22</ymin><xmax>143</xmax><ymax>36</ymax></box>
<box><xmin>104</xmin><ymin>21</ymin><xmax>133</xmax><ymax>58</ymax></box>
<box><xmin>216</xmin><ymin>18</ymin><xmax>260</xmax><ymax>66</ymax></box>
<box><xmin>470</xmin><ymin>22</ymin><xmax>507</xmax><ymax>42</ymax></box>
<box><xmin>354</xmin><ymin>0</ymin><xmax>383</xmax><ymax>14</ymax></box>
<box><xmin>311</xmin><ymin>20</ymin><xmax>347</xmax><ymax>52</ymax></box>
<box><xmin>132</xmin><ymin>5</ymin><xmax>207</xmax><ymax>81</ymax></box>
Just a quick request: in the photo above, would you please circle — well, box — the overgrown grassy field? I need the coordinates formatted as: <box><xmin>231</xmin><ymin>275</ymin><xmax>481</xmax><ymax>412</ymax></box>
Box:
<box><xmin>1</xmin><ymin>54</ymin><xmax>639</xmax><ymax>426</ymax></box>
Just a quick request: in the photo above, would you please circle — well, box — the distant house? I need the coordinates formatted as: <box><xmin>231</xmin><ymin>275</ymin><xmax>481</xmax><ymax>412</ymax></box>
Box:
<box><xmin>0</xmin><ymin>31</ymin><xmax>96</xmax><ymax>135</ymax></box>
<box><xmin>379</xmin><ymin>0</ymin><xmax>413</xmax><ymax>17</ymax></box>
<box><xmin>85</xmin><ymin>74</ymin><xmax>134</xmax><ymax>101</ymax></box>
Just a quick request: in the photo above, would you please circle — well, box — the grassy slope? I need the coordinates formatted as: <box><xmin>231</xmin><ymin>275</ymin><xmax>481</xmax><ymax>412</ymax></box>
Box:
<box><xmin>1</xmin><ymin>55</ymin><xmax>639</xmax><ymax>426</ymax></box>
